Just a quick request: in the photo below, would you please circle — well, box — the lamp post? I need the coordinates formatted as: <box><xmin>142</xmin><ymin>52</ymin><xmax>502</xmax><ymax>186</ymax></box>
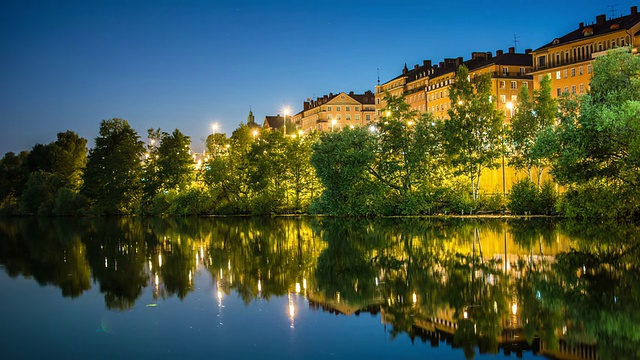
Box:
<box><xmin>283</xmin><ymin>107</ymin><xmax>291</xmax><ymax>136</ymax></box>
<box><xmin>331</xmin><ymin>119</ymin><xmax>337</xmax><ymax>132</ymax></box>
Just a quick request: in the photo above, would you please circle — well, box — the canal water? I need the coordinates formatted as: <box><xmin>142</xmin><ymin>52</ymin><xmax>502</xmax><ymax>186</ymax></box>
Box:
<box><xmin>0</xmin><ymin>217</ymin><xmax>637</xmax><ymax>359</ymax></box>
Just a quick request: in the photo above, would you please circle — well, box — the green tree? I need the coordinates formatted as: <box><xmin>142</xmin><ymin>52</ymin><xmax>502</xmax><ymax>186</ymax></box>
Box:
<box><xmin>0</xmin><ymin>151</ymin><xmax>29</xmax><ymax>207</ymax></box>
<box><xmin>310</xmin><ymin>127</ymin><xmax>379</xmax><ymax>216</ymax></box>
<box><xmin>509</xmin><ymin>76</ymin><xmax>557</xmax><ymax>186</ymax></box>
<box><xmin>156</xmin><ymin>129</ymin><xmax>194</xmax><ymax>192</ymax></box>
<box><xmin>551</xmin><ymin>47</ymin><xmax>640</xmax><ymax>188</ymax></box>
<box><xmin>82</xmin><ymin>118</ymin><xmax>145</xmax><ymax>215</ymax></box>
<box><xmin>372</xmin><ymin>94</ymin><xmax>445</xmax><ymax>213</ymax></box>
<box><xmin>444</xmin><ymin>65</ymin><xmax>505</xmax><ymax>200</ymax></box>
<box><xmin>51</xmin><ymin>130</ymin><xmax>88</xmax><ymax>190</ymax></box>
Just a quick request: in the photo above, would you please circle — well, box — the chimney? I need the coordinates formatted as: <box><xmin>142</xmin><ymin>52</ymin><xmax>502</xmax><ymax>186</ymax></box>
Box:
<box><xmin>349</xmin><ymin>91</ymin><xmax>354</xmax><ymax>95</ymax></box>
<box><xmin>632</xmin><ymin>6</ymin><xmax>638</xmax><ymax>15</ymax></box>
<box><xmin>509</xmin><ymin>47</ymin><xmax>515</xmax><ymax>54</ymax></box>
<box><xmin>579</xmin><ymin>22</ymin><xmax>584</xmax><ymax>29</ymax></box>
<box><xmin>472</xmin><ymin>52</ymin><xmax>488</xmax><ymax>60</ymax></box>
<box><xmin>525</xmin><ymin>48</ymin><xmax>532</xmax><ymax>54</ymax></box>
<box><xmin>496</xmin><ymin>49</ymin><xmax>504</xmax><ymax>56</ymax></box>
<box><xmin>596</xmin><ymin>14</ymin><xmax>606</xmax><ymax>25</ymax></box>
<box><xmin>414</xmin><ymin>64</ymin><xmax>419</xmax><ymax>70</ymax></box>
<box><xmin>457</xmin><ymin>57</ymin><xmax>463</xmax><ymax>65</ymax></box>
<box><xmin>423</xmin><ymin>60</ymin><xmax>431</xmax><ymax>67</ymax></box>
<box><xmin>439</xmin><ymin>61</ymin><xmax>444</xmax><ymax>68</ymax></box>
<box><xmin>304</xmin><ymin>102</ymin><xmax>310</xmax><ymax>111</ymax></box>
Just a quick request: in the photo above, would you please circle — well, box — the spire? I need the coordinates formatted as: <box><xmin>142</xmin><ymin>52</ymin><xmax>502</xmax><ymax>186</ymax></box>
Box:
<box><xmin>247</xmin><ymin>107</ymin><xmax>255</xmax><ymax>125</ymax></box>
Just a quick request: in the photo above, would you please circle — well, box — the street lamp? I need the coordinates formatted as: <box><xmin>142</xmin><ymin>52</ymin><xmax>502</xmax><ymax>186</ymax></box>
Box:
<box><xmin>211</xmin><ymin>123</ymin><xmax>219</xmax><ymax>136</ymax></box>
<box><xmin>506</xmin><ymin>102</ymin><xmax>514</xmax><ymax>118</ymax></box>
<box><xmin>283</xmin><ymin>107</ymin><xmax>291</xmax><ymax>136</ymax></box>
<box><xmin>331</xmin><ymin>119</ymin><xmax>337</xmax><ymax>132</ymax></box>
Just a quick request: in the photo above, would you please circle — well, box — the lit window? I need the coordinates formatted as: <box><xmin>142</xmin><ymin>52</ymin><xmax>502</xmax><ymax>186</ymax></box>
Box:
<box><xmin>563</xmin><ymin>69</ymin><xmax>568</xmax><ymax>78</ymax></box>
<box><xmin>500</xmin><ymin>95</ymin><xmax>506</xmax><ymax>103</ymax></box>
<box><xmin>346</xmin><ymin>114</ymin><xmax>351</xmax><ymax>121</ymax></box>
<box><xmin>337</xmin><ymin>114</ymin><xmax>341</xmax><ymax>120</ymax></box>
<box><xmin>346</xmin><ymin>106</ymin><xmax>350</xmax><ymax>111</ymax></box>
<box><xmin>511</xmin><ymin>81</ymin><xmax>517</xmax><ymax>89</ymax></box>
<box><xmin>336</xmin><ymin>106</ymin><xmax>341</xmax><ymax>111</ymax></box>
<box><xmin>580</xmin><ymin>84</ymin><xmax>585</xmax><ymax>93</ymax></box>
<box><xmin>571</xmin><ymin>68</ymin><xmax>576</xmax><ymax>77</ymax></box>
<box><xmin>511</xmin><ymin>95</ymin><xmax>518</xmax><ymax>102</ymax></box>
<box><xmin>556</xmin><ymin>71</ymin><xmax>561</xmax><ymax>80</ymax></box>
<box><xmin>500</xmin><ymin>81</ymin><xmax>506</xmax><ymax>89</ymax></box>
<box><xmin>355</xmin><ymin>114</ymin><xmax>360</xmax><ymax>120</ymax></box>
<box><xmin>579</xmin><ymin>67</ymin><xmax>584</xmax><ymax>75</ymax></box>
<box><xmin>571</xmin><ymin>85</ymin><xmax>576</xmax><ymax>94</ymax></box>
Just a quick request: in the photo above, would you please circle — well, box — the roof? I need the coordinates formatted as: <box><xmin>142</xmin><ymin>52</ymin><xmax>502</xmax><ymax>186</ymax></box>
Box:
<box><xmin>381</xmin><ymin>49</ymin><xmax>533</xmax><ymax>86</ymax></box>
<box><xmin>535</xmin><ymin>8</ymin><xmax>640</xmax><ymax>51</ymax></box>
<box><xmin>263</xmin><ymin>115</ymin><xmax>284</xmax><ymax>129</ymax></box>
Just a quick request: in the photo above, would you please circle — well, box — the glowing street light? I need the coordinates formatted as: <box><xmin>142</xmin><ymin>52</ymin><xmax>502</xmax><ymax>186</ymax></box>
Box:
<box><xmin>506</xmin><ymin>102</ymin><xmax>514</xmax><ymax>118</ymax></box>
<box><xmin>282</xmin><ymin>107</ymin><xmax>291</xmax><ymax>136</ymax></box>
<box><xmin>211</xmin><ymin>123</ymin><xmax>219</xmax><ymax>136</ymax></box>
<box><xmin>331</xmin><ymin>119</ymin><xmax>337</xmax><ymax>132</ymax></box>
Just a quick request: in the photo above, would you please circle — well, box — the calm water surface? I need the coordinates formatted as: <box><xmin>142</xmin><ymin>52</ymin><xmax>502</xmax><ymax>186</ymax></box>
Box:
<box><xmin>0</xmin><ymin>217</ymin><xmax>638</xmax><ymax>359</ymax></box>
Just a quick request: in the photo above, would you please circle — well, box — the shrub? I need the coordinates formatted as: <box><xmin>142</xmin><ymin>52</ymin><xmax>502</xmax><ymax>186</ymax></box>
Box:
<box><xmin>52</xmin><ymin>187</ymin><xmax>88</xmax><ymax>216</ymax></box>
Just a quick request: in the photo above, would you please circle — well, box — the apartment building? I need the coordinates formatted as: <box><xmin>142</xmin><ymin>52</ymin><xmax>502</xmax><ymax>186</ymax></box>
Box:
<box><xmin>531</xmin><ymin>5</ymin><xmax>640</xmax><ymax>97</ymax></box>
<box><xmin>376</xmin><ymin>48</ymin><xmax>533</xmax><ymax>124</ymax></box>
<box><xmin>291</xmin><ymin>91</ymin><xmax>376</xmax><ymax>133</ymax></box>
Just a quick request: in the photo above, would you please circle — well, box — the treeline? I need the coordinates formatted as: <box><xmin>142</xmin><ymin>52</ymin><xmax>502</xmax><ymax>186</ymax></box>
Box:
<box><xmin>1</xmin><ymin>48</ymin><xmax>640</xmax><ymax>218</ymax></box>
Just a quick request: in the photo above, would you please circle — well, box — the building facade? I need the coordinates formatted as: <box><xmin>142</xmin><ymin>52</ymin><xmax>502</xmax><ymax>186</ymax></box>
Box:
<box><xmin>531</xmin><ymin>6</ymin><xmax>640</xmax><ymax>97</ymax></box>
<box><xmin>376</xmin><ymin>48</ymin><xmax>533</xmax><ymax>124</ymax></box>
<box><xmin>292</xmin><ymin>91</ymin><xmax>376</xmax><ymax>133</ymax></box>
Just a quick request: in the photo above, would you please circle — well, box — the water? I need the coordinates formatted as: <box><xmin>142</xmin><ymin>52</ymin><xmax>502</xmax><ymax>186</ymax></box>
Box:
<box><xmin>0</xmin><ymin>217</ymin><xmax>638</xmax><ymax>359</ymax></box>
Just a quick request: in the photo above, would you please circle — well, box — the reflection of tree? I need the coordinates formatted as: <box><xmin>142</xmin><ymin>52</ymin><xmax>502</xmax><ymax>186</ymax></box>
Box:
<box><xmin>541</xmin><ymin>221</ymin><xmax>640</xmax><ymax>360</ymax></box>
<box><xmin>0</xmin><ymin>218</ymin><xmax>92</xmax><ymax>297</ymax></box>
<box><xmin>84</xmin><ymin>218</ymin><xmax>149</xmax><ymax>310</ymax></box>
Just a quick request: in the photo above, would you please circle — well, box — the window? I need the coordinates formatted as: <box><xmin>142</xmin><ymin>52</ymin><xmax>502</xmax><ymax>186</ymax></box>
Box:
<box><xmin>511</xmin><ymin>95</ymin><xmax>518</xmax><ymax>103</ymax></box>
<box><xmin>328</xmin><ymin>114</ymin><xmax>333</xmax><ymax>120</ymax></box>
<box><xmin>557</xmin><ymin>88</ymin><xmax>561</xmax><ymax>96</ymax></box>
<box><xmin>571</xmin><ymin>68</ymin><xmax>576</xmax><ymax>77</ymax></box>
<box><xmin>538</xmin><ymin>56</ymin><xmax>546</xmax><ymax>67</ymax></box>
<box><xmin>337</xmin><ymin>114</ymin><xmax>342</xmax><ymax>120</ymax></box>
<box><xmin>563</xmin><ymin>69</ymin><xmax>568</xmax><ymax>78</ymax></box>
<box><xmin>579</xmin><ymin>66</ymin><xmax>583</xmax><ymax>75</ymax></box>
<box><xmin>500</xmin><ymin>81</ymin><xmax>506</xmax><ymax>89</ymax></box>
<box><xmin>355</xmin><ymin>106</ymin><xmax>360</xmax><ymax>111</ymax></box>
<box><xmin>520</xmin><ymin>67</ymin><xmax>525</xmax><ymax>74</ymax></box>
<box><xmin>511</xmin><ymin>81</ymin><xmax>517</xmax><ymax>89</ymax></box>
<box><xmin>564</xmin><ymin>86</ymin><xmax>569</xmax><ymax>94</ymax></box>
<box><xmin>522</xmin><ymin>82</ymin><xmax>528</xmax><ymax>88</ymax></box>
<box><xmin>580</xmin><ymin>83</ymin><xmax>585</xmax><ymax>93</ymax></box>
<box><xmin>346</xmin><ymin>106</ymin><xmax>350</xmax><ymax>111</ymax></box>
<box><xmin>588</xmin><ymin>65</ymin><xmax>593</xmax><ymax>74</ymax></box>
<box><xmin>503</xmin><ymin>67</ymin><xmax>509</xmax><ymax>75</ymax></box>
<box><xmin>327</xmin><ymin>106</ymin><xmax>332</xmax><ymax>111</ymax></box>
<box><xmin>556</xmin><ymin>71</ymin><xmax>561</xmax><ymax>80</ymax></box>
<box><xmin>571</xmin><ymin>85</ymin><xmax>576</xmax><ymax>94</ymax></box>
<box><xmin>346</xmin><ymin>114</ymin><xmax>351</xmax><ymax>121</ymax></box>
<box><xmin>355</xmin><ymin>114</ymin><xmax>360</xmax><ymax>120</ymax></box>
<box><xmin>500</xmin><ymin>94</ymin><xmax>506</xmax><ymax>103</ymax></box>
<box><xmin>366</xmin><ymin>114</ymin><xmax>371</xmax><ymax>121</ymax></box>
<box><xmin>336</xmin><ymin>106</ymin><xmax>341</xmax><ymax>111</ymax></box>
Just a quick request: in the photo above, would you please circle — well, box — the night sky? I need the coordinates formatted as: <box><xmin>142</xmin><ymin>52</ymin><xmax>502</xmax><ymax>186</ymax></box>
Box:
<box><xmin>0</xmin><ymin>0</ymin><xmax>628</xmax><ymax>154</ymax></box>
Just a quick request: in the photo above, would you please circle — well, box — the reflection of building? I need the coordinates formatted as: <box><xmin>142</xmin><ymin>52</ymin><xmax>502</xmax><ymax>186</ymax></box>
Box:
<box><xmin>290</xmin><ymin>91</ymin><xmax>376</xmax><ymax>133</ymax></box>
<box><xmin>531</xmin><ymin>6</ymin><xmax>640</xmax><ymax>97</ymax></box>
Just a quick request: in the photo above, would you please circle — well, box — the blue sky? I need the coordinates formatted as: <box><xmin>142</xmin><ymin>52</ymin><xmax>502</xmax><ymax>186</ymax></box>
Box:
<box><xmin>0</xmin><ymin>0</ymin><xmax>630</xmax><ymax>154</ymax></box>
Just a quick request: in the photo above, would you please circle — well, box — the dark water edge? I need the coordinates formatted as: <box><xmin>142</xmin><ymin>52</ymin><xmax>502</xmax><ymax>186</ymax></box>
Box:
<box><xmin>1</xmin><ymin>216</ymin><xmax>638</xmax><ymax>359</ymax></box>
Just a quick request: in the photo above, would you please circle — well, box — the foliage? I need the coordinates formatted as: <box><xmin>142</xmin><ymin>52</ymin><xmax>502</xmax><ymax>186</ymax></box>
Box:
<box><xmin>52</xmin><ymin>187</ymin><xmax>89</xmax><ymax>216</ymax></box>
<box><xmin>310</xmin><ymin>127</ymin><xmax>380</xmax><ymax>216</ymax></box>
<box><xmin>82</xmin><ymin>118</ymin><xmax>145</xmax><ymax>215</ymax></box>
<box><xmin>18</xmin><ymin>170</ymin><xmax>58</xmax><ymax>216</ymax></box>
<box><xmin>444</xmin><ymin>65</ymin><xmax>505</xmax><ymax>200</ymax></box>
<box><xmin>508</xmin><ymin>75</ymin><xmax>557</xmax><ymax>185</ymax></box>
<box><xmin>556</xmin><ymin>181</ymin><xmax>639</xmax><ymax>219</ymax></box>
<box><xmin>508</xmin><ymin>179</ymin><xmax>557</xmax><ymax>215</ymax></box>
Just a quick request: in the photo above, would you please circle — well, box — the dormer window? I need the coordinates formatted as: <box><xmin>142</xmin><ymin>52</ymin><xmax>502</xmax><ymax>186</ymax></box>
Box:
<box><xmin>582</xmin><ymin>27</ymin><xmax>594</xmax><ymax>36</ymax></box>
<box><xmin>552</xmin><ymin>38</ymin><xmax>560</xmax><ymax>45</ymax></box>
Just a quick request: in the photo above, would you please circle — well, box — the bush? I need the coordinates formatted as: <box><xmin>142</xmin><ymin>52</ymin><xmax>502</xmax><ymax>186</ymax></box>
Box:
<box><xmin>476</xmin><ymin>192</ymin><xmax>507</xmax><ymax>213</ymax></box>
<box><xmin>508</xmin><ymin>179</ymin><xmax>557</xmax><ymax>215</ymax></box>
<box><xmin>169</xmin><ymin>188</ymin><xmax>213</xmax><ymax>216</ymax></box>
<box><xmin>52</xmin><ymin>187</ymin><xmax>88</xmax><ymax>216</ymax></box>
<box><xmin>556</xmin><ymin>181</ymin><xmax>638</xmax><ymax>219</ymax></box>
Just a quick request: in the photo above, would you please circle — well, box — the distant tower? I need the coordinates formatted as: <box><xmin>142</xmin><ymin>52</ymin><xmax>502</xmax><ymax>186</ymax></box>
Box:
<box><xmin>247</xmin><ymin>108</ymin><xmax>255</xmax><ymax>125</ymax></box>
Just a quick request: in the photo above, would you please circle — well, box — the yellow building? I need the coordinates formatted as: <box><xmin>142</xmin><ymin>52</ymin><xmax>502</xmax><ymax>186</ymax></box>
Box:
<box><xmin>376</xmin><ymin>48</ymin><xmax>534</xmax><ymax>124</ymax></box>
<box><xmin>531</xmin><ymin>5</ymin><xmax>640</xmax><ymax>97</ymax></box>
<box><xmin>292</xmin><ymin>91</ymin><xmax>376</xmax><ymax>133</ymax></box>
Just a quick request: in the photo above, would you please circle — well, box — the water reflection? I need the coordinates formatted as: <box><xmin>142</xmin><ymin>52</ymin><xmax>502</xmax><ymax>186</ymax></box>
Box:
<box><xmin>0</xmin><ymin>217</ymin><xmax>639</xmax><ymax>359</ymax></box>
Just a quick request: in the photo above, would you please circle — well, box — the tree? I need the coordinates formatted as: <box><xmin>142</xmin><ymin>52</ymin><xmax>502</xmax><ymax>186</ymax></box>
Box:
<box><xmin>51</xmin><ymin>130</ymin><xmax>88</xmax><ymax>190</ymax></box>
<box><xmin>444</xmin><ymin>65</ymin><xmax>505</xmax><ymax>200</ymax></box>
<box><xmin>310</xmin><ymin>127</ymin><xmax>379</xmax><ymax>216</ymax></box>
<box><xmin>372</xmin><ymin>94</ymin><xmax>445</xmax><ymax>211</ymax></box>
<box><xmin>550</xmin><ymin>47</ymin><xmax>640</xmax><ymax>189</ymax></box>
<box><xmin>156</xmin><ymin>129</ymin><xmax>194</xmax><ymax>192</ymax></box>
<box><xmin>82</xmin><ymin>118</ymin><xmax>145</xmax><ymax>215</ymax></box>
<box><xmin>0</xmin><ymin>151</ymin><xmax>29</xmax><ymax>206</ymax></box>
<box><xmin>509</xmin><ymin>75</ymin><xmax>557</xmax><ymax>186</ymax></box>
